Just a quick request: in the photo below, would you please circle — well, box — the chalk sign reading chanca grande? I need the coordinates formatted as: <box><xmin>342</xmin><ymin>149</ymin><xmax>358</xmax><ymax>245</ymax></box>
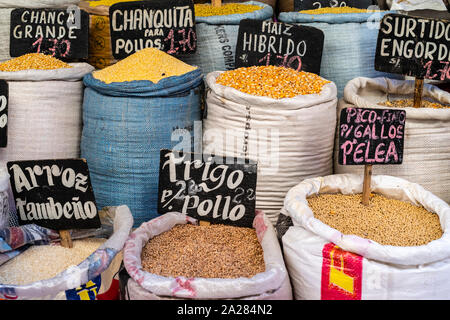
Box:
<box><xmin>338</xmin><ymin>108</ymin><xmax>406</xmax><ymax>166</ymax></box>
<box><xmin>7</xmin><ymin>159</ymin><xmax>100</xmax><ymax>230</ymax></box>
<box><xmin>10</xmin><ymin>8</ymin><xmax>89</xmax><ymax>60</ymax></box>
<box><xmin>235</xmin><ymin>19</ymin><xmax>324</xmax><ymax>74</ymax></box>
<box><xmin>109</xmin><ymin>0</ymin><xmax>196</xmax><ymax>59</ymax></box>
<box><xmin>158</xmin><ymin>149</ymin><xmax>257</xmax><ymax>228</ymax></box>
<box><xmin>375</xmin><ymin>13</ymin><xmax>450</xmax><ymax>81</ymax></box>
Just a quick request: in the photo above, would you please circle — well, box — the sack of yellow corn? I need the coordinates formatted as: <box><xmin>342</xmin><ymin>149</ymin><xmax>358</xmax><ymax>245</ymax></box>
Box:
<box><xmin>334</xmin><ymin>77</ymin><xmax>450</xmax><ymax>204</ymax></box>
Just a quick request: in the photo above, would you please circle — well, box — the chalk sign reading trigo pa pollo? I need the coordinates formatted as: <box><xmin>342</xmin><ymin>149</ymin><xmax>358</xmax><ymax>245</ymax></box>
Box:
<box><xmin>338</xmin><ymin>108</ymin><xmax>406</xmax><ymax>166</ymax></box>
<box><xmin>7</xmin><ymin>159</ymin><xmax>100</xmax><ymax>230</ymax></box>
<box><xmin>158</xmin><ymin>149</ymin><xmax>257</xmax><ymax>228</ymax></box>
<box><xmin>109</xmin><ymin>0</ymin><xmax>196</xmax><ymax>59</ymax></box>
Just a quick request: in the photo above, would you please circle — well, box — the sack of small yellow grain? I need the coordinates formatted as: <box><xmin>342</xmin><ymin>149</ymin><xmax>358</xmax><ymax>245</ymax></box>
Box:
<box><xmin>278</xmin><ymin>7</ymin><xmax>400</xmax><ymax>97</ymax></box>
<box><xmin>121</xmin><ymin>211</ymin><xmax>292</xmax><ymax>300</ymax></box>
<box><xmin>0</xmin><ymin>0</ymin><xmax>81</xmax><ymax>62</ymax></box>
<box><xmin>0</xmin><ymin>53</ymin><xmax>94</xmax><ymax>166</ymax></box>
<box><xmin>333</xmin><ymin>77</ymin><xmax>450</xmax><ymax>204</ymax></box>
<box><xmin>178</xmin><ymin>1</ymin><xmax>273</xmax><ymax>77</ymax></box>
<box><xmin>0</xmin><ymin>205</ymin><xmax>133</xmax><ymax>300</ymax></box>
<box><xmin>203</xmin><ymin>66</ymin><xmax>337</xmax><ymax>225</ymax></box>
<box><xmin>276</xmin><ymin>173</ymin><xmax>450</xmax><ymax>300</ymax></box>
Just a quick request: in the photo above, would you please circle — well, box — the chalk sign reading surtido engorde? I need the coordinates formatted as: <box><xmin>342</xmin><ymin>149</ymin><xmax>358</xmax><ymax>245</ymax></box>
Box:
<box><xmin>375</xmin><ymin>13</ymin><xmax>450</xmax><ymax>81</ymax></box>
<box><xmin>338</xmin><ymin>107</ymin><xmax>406</xmax><ymax>166</ymax></box>
<box><xmin>0</xmin><ymin>81</ymin><xmax>7</xmax><ymax>148</ymax></box>
<box><xmin>10</xmin><ymin>7</ymin><xmax>89</xmax><ymax>60</ymax></box>
<box><xmin>294</xmin><ymin>0</ymin><xmax>374</xmax><ymax>11</ymax></box>
<box><xmin>158</xmin><ymin>149</ymin><xmax>257</xmax><ymax>228</ymax></box>
<box><xmin>109</xmin><ymin>0</ymin><xmax>196</xmax><ymax>59</ymax></box>
<box><xmin>7</xmin><ymin>159</ymin><xmax>100</xmax><ymax>230</ymax></box>
<box><xmin>235</xmin><ymin>19</ymin><xmax>324</xmax><ymax>74</ymax></box>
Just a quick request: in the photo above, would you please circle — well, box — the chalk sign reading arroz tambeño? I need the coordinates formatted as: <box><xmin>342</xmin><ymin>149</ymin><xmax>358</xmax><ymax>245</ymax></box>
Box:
<box><xmin>235</xmin><ymin>19</ymin><xmax>324</xmax><ymax>74</ymax></box>
<box><xmin>375</xmin><ymin>13</ymin><xmax>450</xmax><ymax>81</ymax></box>
<box><xmin>10</xmin><ymin>8</ymin><xmax>89</xmax><ymax>60</ymax></box>
<box><xmin>294</xmin><ymin>0</ymin><xmax>374</xmax><ymax>11</ymax></box>
<box><xmin>109</xmin><ymin>0</ymin><xmax>196</xmax><ymax>59</ymax></box>
<box><xmin>158</xmin><ymin>149</ymin><xmax>257</xmax><ymax>228</ymax></box>
<box><xmin>7</xmin><ymin>159</ymin><xmax>101</xmax><ymax>230</ymax></box>
<box><xmin>338</xmin><ymin>107</ymin><xmax>406</xmax><ymax>166</ymax></box>
<box><xmin>0</xmin><ymin>81</ymin><xmax>7</xmax><ymax>148</ymax></box>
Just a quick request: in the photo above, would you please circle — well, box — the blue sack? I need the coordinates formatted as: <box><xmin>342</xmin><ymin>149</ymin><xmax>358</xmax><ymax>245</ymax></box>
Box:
<box><xmin>278</xmin><ymin>10</ymin><xmax>400</xmax><ymax>97</ymax></box>
<box><xmin>81</xmin><ymin>69</ymin><xmax>203</xmax><ymax>227</ymax></box>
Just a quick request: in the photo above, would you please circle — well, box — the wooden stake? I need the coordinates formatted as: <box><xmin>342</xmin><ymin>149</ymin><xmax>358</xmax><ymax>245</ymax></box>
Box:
<box><xmin>212</xmin><ymin>0</ymin><xmax>222</xmax><ymax>7</ymax></box>
<box><xmin>413</xmin><ymin>78</ymin><xmax>424</xmax><ymax>108</ymax></box>
<box><xmin>59</xmin><ymin>230</ymin><xmax>73</xmax><ymax>248</ymax></box>
<box><xmin>362</xmin><ymin>164</ymin><xmax>372</xmax><ymax>206</ymax></box>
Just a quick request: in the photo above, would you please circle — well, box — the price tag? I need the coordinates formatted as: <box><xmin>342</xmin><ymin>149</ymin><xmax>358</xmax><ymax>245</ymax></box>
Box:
<box><xmin>158</xmin><ymin>149</ymin><xmax>257</xmax><ymax>228</ymax></box>
<box><xmin>109</xmin><ymin>0</ymin><xmax>197</xmax><ymax>60</ymax></box>
<box><xmin>10</xmin><ymin>7</ymin><xmax>89</xmax><ymax>60</ymax></box>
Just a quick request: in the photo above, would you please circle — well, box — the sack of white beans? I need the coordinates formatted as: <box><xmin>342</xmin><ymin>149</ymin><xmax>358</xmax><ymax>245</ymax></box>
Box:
<box><xmin>121</xmin><ymin>211</ymin><xmax>293</xmax><ymax>300</ymax></box>
<box><xmin>278</xmin><ymin>174</ymin><xmax>450</xmax><ymax>300</ymax></box>
<box><xmin>0</xmin><ymin>205</ymin><xmax>133</xmax><ymax>300</ymax></box>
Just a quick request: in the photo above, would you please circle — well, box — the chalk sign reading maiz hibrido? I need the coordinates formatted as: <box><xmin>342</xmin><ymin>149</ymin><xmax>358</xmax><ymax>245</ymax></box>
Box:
<box><xmin>10</xmin><ymin>7</ymin><xmax>89</xmax><ymax>60</ymax></box>
<box><xmin>6</xmin><ymin>159</ymin><xmax>101</xmax><ymax>231</ymax></box>
<box><xmin>158</xmin><ymin>149</ymin><xmax>257</xmax><ymax>228</ymax></box>
<box><xmin>235</xmin><ymin>19</ymin><xmax>324</xmax><ymax>74</ymax></box>
<box><xmin>0</xmin><ymin>81</ymin><xmax>7</xmax><ymax>148</ymax></box>
<box><xmin>294</xmin><ymin>0</ymin><xmax>374</xmax><ymax>11</ymax></box>
<box><xmin>109</xmin><ymin>0</ymin><xmax>196</xmax><ymax>59</ymax></box>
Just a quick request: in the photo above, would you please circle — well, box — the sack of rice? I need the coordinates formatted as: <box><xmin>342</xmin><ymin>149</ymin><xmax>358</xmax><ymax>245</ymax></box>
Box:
<box><xmin>0</xmin><ymin>205</ymin><xmax>133</xmax><ymax>300</ymax></box>
<box><xmin>121</xmin><ymin>211</ymin><xmax>292</xmax><ymax>300</ymax></box>
<box><xmin>334</xmin><ymin>77</ymin><xmax>450</xmax><ymax>204</ymax></box>
<box><xmin>203</xmin><ymin>66</ymin><xmax>337</xmax><ymax>225</ymax></box>
<box><xmin>277</xmin><ymin>174</ymin><xmax>450</xmax><ymax>300</ymax></box>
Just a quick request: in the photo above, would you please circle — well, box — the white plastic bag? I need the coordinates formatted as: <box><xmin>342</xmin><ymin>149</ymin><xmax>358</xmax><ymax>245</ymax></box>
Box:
<box><xmin>203</xmin><ymin>71</ymin><xmax>337</xmax><ymax>225</ymax></box>
<box><xmin>279</xmin><ymin>174</ymin><xmax>450</xmax><ymax>300</ymax></box>
<box><xmin>122</xmin><ymin>211</ymin><xmax>292</xmax><ymax>300</ymax></box>
<box><xmin>388</xmin><ymin>0</ymin><xmax>447</xmax><ymax>11</ymax></box>
<box><xmin>334</xmin><ymin>77</ymin><xmax>450</xmax><ymax>203</ymax></box>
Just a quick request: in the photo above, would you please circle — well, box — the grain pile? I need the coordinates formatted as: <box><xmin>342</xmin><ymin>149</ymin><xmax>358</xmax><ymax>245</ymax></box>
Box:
<box><xmin>308</xmin><ymin>193</ymin><xmax>443</xmax><ymax>246</ymax></box>
<box><xmin>379</xmin><ymin>99</ymin><xmax>450</xmax><ymax>109</ymax></box>
<box><xmin>195</xmin><ymin>3</ymin><xmax>262</xmax><ymax>16</ymax></box>
<box><xmin>141</xmin><ymin>224</ymin><xmax>265</xmax><ymax>278</ymax></box>
<box><xmin>299</xmin><ymin>7</ymin><xmax>380</xmax><ymax>14</ymax></box>
<box><xmin>0</xmin><ymin>238</ymin><xmax>106</xmax><ymax>285</ymax></box>
<box><xmin>216</xmin><ymin>66</ymin><xmax>330</xmax><ymax>99</ymax></box>
<box><xmin>0</xmin><ymin>53</ymin><xmax>72</xmax><ymax>72</ymax></box>
<box><xmin>93</xmin><ymin>48</ymin><xmax>198</xmax><ymax>84</ymax></box>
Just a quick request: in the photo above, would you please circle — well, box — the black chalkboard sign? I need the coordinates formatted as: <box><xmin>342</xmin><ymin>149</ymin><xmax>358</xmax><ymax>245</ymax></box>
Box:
<box><xmin>10</xmin><ymin>7</ymin><xmax>89</xmax><ymax>60</ymax></box>
<box><xmin>0</xmin><ymin>81</ymin><xmax>7</xmax><ymax>148</ymax></box>
<box><xmin>158</xmin><ymin>149</ymin><xmax>257</xmax><ymax>228</ymax></box>
<box><xmin>7</xmin><ymin>159</ymin><xmax>101</xmax><ymax>230</ymax></box>
<box><xmin>338</xmin><ymin>107</ymin><xmax>406</xmax><ymax>165</ymax></box>
<box><xmin>235</xmin><ymin>19</ymin><xmax>324</xmax><ymax>74</ymax></box>
<box><xmin>109</xmin><ymin>0</ymin><xmax>196</xmax><ymax>60</ymax></box>
<box><xmin>294</xmin><ymin>0</ymin><xmax>374</xmax><ymax>11</ymax></box>
<box><xmin>375</xmin><ymin>13</ymin><xmax>450</xmax><ymax>81</ymax></box>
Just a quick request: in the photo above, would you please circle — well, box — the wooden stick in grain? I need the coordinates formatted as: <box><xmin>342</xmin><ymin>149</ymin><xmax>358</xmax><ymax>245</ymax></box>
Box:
<box><xmin>59</xmin><ymin>230</ymin><xmax>73</xmax><ymax>248</ymax></box>
<box><xmin>413</xmin><ymin>78</ymin><xmax>424</xmax><ymax>108</ymax></box>
<box><xmin>362</xmin><ymin>164</ymin><xmax>372</xmax><ymax>206</ymax></box>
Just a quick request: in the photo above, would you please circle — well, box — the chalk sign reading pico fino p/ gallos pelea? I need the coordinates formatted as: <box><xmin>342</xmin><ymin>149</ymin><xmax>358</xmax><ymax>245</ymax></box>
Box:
<box><xmin>158</xmin><ymin>149</ymin><xmax>257</xmax><ymax>228</ymax></box>
<box><xmin>10</xmin><ymin>7</ymin><xmax>89</xmax><ymax>60</ymax></box>
<box><xmin>109</xmin><ymin>0</ymin><xmax>196</xmax><ymax>59</ymax></box>
<box><xmin>294</xmin><ymin>0</ymin><xmax>374</xmax><ymax>11</ymax></box>
<box><xmin>0</xmin><ymin>81</ymin><xmax>7</xmax><ymax>148</ymax></box>
<box><xmin>235</xmin><ymin>19</ymin><xmax>324</xmax><ymax>74</ymax></box>
<box><xmin>7</xmin><ymin>159</ymin><xmax>101</xmax><ymax>231</ymax></box>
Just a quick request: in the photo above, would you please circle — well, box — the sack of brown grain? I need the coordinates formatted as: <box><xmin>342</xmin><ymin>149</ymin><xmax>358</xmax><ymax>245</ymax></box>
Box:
<box><xmin>0</xmin><ymin>205</ymin><xmax>133</xmax><ymax>300</ymax></box>
<box><xmin>121</xmin><ymin>211</ymin><xmax>292</xmax><ymax>300</ymax></box>
<box><xmin>333</xmin><ymin>77</ymin><xmax>450</xmax><ymax>204</ymax></box>
<box><xmin>277</xmin><ymin>174</ymin><xmax>450</xmax><ymax>300</ymax></box>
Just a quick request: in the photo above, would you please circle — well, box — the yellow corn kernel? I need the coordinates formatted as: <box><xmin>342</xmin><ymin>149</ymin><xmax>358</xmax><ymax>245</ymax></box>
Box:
<box><xmin>0</xmin><ymin>53</ymin><xmax>72</xmax><ymax>72</ymax></box>
<box><xmin>93</xmin><ymin>47</ymin><xmax>198</xmax><ymax>84</ymax></box>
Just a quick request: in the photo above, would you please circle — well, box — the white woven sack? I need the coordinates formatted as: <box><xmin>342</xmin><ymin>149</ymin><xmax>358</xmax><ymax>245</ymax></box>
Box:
<box><xmin>203</xmin><ymin>71</ymin><xmax>338</xmax><ymax>225</ymax></box>
<box><xmin>0</xmin><ymin>0</ymin><xmax>80</xmax><ymax>62</ymax></box>
<box><xmin>0</xmin><ymin>62</ymin><xmax>94</xmax><ymax>167</ymax></box>
<box><xmin>123</xmin><ymin>211</ymin><xmax>292</xmax><ymax>300</ymax></box>
<box><xmin>388</xmin><ymin>0</ymin><xmax>447</xmax><ymax>11</ymax></box>
<box><xmin>280</xmin><ymin>174</ymin><xmax>450</xmax><ymax>300</ymax></box>
<box><xmin>334</xmin><ymin>77</ymin><xmax>450</xmax><ymax>204</ymax></box>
